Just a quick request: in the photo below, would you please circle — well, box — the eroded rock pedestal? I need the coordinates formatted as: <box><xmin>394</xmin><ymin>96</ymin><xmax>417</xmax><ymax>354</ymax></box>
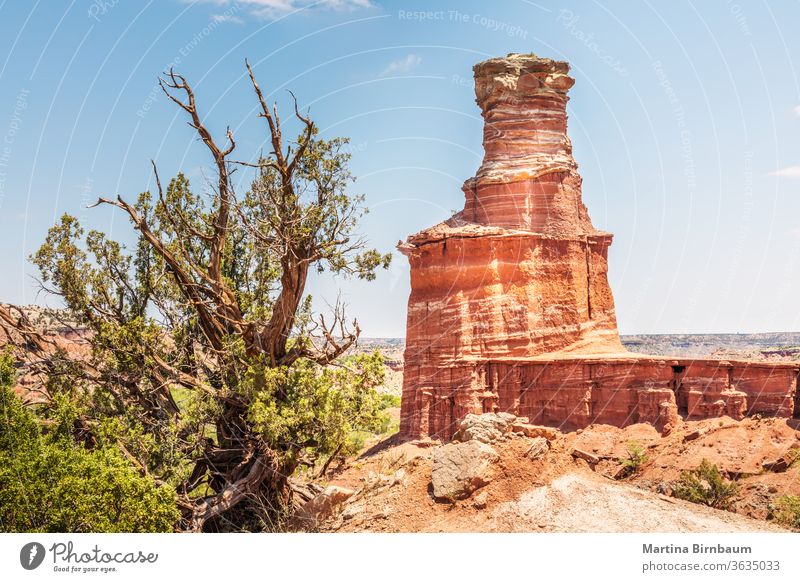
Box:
<box><xmin>399</xmin><ymin>54</ymin><xmax>800</xmax><ymax>440</ymax></box>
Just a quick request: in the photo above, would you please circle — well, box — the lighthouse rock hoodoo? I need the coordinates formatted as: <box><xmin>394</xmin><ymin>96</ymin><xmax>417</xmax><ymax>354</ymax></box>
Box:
<box><xmin>398</xmin><ymin>53</ymin><xmax>800</xmax><ymax>441</ymax></box>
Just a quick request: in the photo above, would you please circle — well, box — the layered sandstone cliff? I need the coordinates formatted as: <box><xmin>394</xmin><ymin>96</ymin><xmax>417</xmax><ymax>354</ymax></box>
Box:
<box><xmin>399</xmin><ymin>54</ymin><xmax>800</xmax><ymax>440</ymax></box>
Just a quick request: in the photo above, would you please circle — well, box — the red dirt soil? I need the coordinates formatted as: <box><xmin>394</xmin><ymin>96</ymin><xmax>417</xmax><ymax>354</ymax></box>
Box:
<box><xmin>319</xmin><ymin>417</ymin><xmax>800</xmax><ymax>533</ymax></box>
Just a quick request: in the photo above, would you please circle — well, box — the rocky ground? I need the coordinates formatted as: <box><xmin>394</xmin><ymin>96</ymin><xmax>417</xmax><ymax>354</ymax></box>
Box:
<box><xmin>297</xmin><ymin>413</ymin><xmax>800</xmax><ymax>533</ymax></box>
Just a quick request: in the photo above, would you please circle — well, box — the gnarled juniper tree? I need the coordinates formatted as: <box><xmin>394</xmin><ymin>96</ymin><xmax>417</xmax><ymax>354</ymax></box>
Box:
<box><xmin>2</xmin><ymin>62</ymin><xmax>390</xmax><ymax>531</ymax></box>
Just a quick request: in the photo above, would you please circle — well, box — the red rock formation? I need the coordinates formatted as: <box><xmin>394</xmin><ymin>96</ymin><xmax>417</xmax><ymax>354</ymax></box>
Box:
<box><xmin>399</xmin><ymin>54</ymin><xmax>800</xmax><ymax>440</ymax></box>
<box><xmin>400</xmin><ymin>54</ymin><xmax>623</xmax><ymax>437</ymax></box>
<box><xmin>400</xmin><ymin>54</ymin><xmax>621</xmax><ymax>363</ymax></box>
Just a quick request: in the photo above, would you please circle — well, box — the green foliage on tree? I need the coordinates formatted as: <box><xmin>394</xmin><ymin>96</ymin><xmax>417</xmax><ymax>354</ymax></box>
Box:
<box><xmin>247</xmin><ymin>351</ymin><xmax>387</xmax><ymax>463</ymax></box>
<box><xmin>0</xmin><ymin>350</ymin><xmax>179</xmax><ymax>532</ymax></box>
<box><xmin>672</xmin><ymin>459</ymin><xmax>739</xmax><ymax>510</ymax></box>
<box><xmin>3</xmin><ymin>62</ymin><xmax>392</xmax><ymax>531</ymax></box>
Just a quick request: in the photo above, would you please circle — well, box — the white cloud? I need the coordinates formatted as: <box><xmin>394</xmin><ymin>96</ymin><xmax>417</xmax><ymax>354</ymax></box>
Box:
<box><xmin>211</xmin><ymin>13</ymin><xmax>244</xmax><ymax>24</ymax></box>
<box><xmin>770</xmin><ymin>166</ymin><xmax>800</xmax><ymax>178</ymax></box>
<box><xmin>794</xmin><ymin>105</ymin><xmax>800</xmax><ymax>116</ymax></box>
<box><xmin>379</xmin><ymin>54</ymin><xmax>422</xmax><ymax>77</ymax></box>
<box><xmin>192</xmin><ymin>0</ymin><xmax>374</xmax><ymax>21</ymax></box>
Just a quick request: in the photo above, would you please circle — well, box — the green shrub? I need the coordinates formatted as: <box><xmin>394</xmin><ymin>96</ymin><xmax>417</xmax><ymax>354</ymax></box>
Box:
<box><xmin>0</xmin><ymin>350</ymin><xmax>179</xmax><ymax>532</ymax></box>
<box><xmin>619</xmin><ymin>440</ymin><xmax>648</xmax><ymax>475</ymax></box>
<box><xmin>377</xmin><ymin>393</ymin><xmax>401</xmax><ymax>409</ymax></box>
<box><xmin>343</xmin><ymin>430</ymin><xmax>369</xmax><ymax>456</ymax></box>
<box><xmin>772</xmin><ymin>495</ymin><xmax>800</xmax><ymax>529</ymax></box>
<box><xmin>672</xmin><ymin>459</ymin><xmax>739</xmax><ymax>510</ymax></box>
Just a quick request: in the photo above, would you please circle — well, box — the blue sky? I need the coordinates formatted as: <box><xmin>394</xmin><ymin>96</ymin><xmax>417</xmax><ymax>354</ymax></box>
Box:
<box><xmin>0</xmin><ymin>0</ymin><xmax>799</xmax><ymax>337</ymax></box>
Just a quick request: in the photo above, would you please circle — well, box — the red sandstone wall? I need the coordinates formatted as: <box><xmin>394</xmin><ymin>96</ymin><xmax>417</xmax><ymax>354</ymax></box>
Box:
<box><xmin>400</xmin><ymin>358</ymin><xmax>799</xmax><ymax>441</ymax></box>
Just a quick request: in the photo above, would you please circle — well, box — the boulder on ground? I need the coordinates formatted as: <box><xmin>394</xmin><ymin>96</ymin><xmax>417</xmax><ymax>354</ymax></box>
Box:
<box><xmin>432</xmin><ymin>440</ymin><xmax>499</xmax><ymax>500</ymax></box>
<box><xmin>572</xmin><ymin>448</ymin><xmax>600</xmax><ymax>465</ymax></box>
<box><xmin>525</xmin><ymin>437</ymin><xmax>550</xmax><ymax>460</ymax></box>
<box><xmin>452</xmin><ymin>412</ymin><xmax>517</xmax><ymax>443</ymax></box>
<box><xmin>683</xmin><ymin>428</ymin><xmax>706</xmax><ymax>442</ymax></box>
<box><xmin>762</xmin><ymin>444</ymin><xmax>800</xmax><ymax>473</ymax></box>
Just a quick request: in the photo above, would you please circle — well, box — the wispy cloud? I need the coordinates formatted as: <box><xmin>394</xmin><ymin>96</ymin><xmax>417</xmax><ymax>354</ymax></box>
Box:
<box><xmin>770</xmin><ymin>166</ymin><xmax>800</xmax><ymax>178</ymax></box>
<box><xmin>794</xmin><ymin>105</ymin><xmax>800</xmax><ymax>116</ymax></box>
<box><xmin>192</xmin><ymin>0</ymin><xmax>374</xmax><ymax>21</ymax></box>
<box><xmin>379</xmin><ymin>54</ymin><xmax>422</xmax><ymax>77</ymax></box>
<box><xmin>211</xmin><ymin>13</ymin><xmax>244</xmax><ymax>24</ymax></box>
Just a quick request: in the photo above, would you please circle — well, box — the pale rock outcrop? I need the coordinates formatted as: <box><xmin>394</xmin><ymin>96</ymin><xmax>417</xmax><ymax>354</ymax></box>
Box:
<box><xmin>452</xmin><ymin>412</ymin><xmax>517</xmax><ymax>443</ymax></box>
<box><xmin>431</xmin><ymin>440</ymin><xmax>499</xmax><ymax>500</ymax></box>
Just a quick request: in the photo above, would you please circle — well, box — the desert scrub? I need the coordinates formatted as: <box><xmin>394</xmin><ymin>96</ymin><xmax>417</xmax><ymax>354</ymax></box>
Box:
<box><xmin>377</xmin><ymin>393</ymin><xmax>401</xmax><ymax>409</ymax></box>
<box><xmin>672</xmin><ymin>459</ymin><xmax>739</xmax><ymax>510</ymax></box>
<box><xmin>772</xmin><ymin>495</ymin><xmax>800</xmax><ymax>529</ymax></box>
<box><xmin>618</xmin><ymin>440</ymin><xmax>648</xmax><ymax>475</ymax></box>
<box><xmin>787</xmin><ymin>447</ymin><xmax>800</xmax><ymax>468</ymax></box>
<box><xmin>0</xmin><ymin>351</ymin><xmax>179</xmax><ymax>532</ymax></box>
